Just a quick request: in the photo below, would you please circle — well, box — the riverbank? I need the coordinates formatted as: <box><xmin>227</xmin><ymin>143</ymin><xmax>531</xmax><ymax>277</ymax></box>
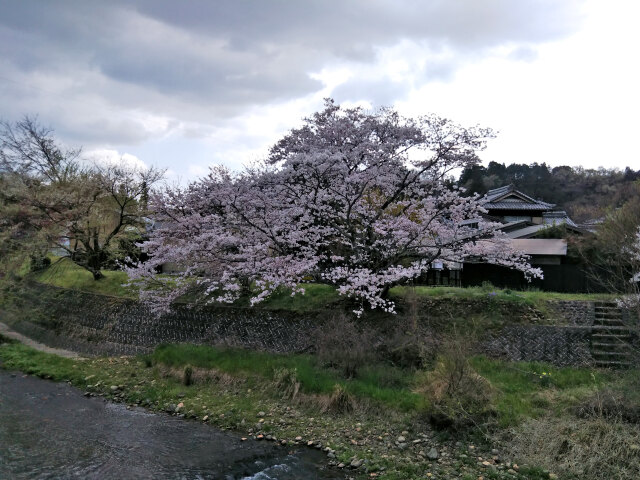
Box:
<box><xmin>3</xmin><ymin>334</ymin><xmax>638</xmax><ymax>479</ymax></box>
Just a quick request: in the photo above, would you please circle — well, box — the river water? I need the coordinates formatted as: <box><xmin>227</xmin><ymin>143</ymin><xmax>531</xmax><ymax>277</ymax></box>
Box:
<box><xmin>0</xmin><ymin>370</ymin><xmax>345</xmax><ymax>479</ymax></box>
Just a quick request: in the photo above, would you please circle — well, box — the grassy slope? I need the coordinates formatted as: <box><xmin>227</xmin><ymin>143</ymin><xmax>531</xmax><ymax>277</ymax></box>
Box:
<box><xmin>32</xmin><ymin>258</ymin><xmax>135</xmax><ymax>298</ymax></box>
<box><xmin>27</xmin><ymin>259</ymin><xmax>614</xmax><ymax>312</ymax></box>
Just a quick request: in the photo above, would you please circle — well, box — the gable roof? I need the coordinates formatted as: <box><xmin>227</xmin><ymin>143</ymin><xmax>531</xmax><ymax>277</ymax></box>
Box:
<box><xmin>482</xmin><ymin>184</ymin><xmax>555</xmax><ymax>211</ymax></box>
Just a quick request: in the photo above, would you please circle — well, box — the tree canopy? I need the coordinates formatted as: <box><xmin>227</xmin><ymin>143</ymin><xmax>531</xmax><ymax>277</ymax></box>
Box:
<box><xmin>131</xmin><ymin>100</ymin><xmax>540</xmax><ymax>314</ymax></box>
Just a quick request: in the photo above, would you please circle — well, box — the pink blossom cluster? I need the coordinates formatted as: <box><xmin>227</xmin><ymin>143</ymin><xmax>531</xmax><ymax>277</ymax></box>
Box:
<box><xmin>128</xmin><ymin>100</ymin><xmax>541</xmax><ymax>314</ymax></box>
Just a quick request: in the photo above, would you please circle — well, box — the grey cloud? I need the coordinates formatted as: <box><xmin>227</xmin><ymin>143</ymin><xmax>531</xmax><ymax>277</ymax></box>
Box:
<box><xmin>127</xmin><ymin>0</ymin><xmax>583</xmax><ymax>55</ymax></box>
<box><xmin>0</xmin><ymin>0</ymin><xmax>585</xmax><ymax>146</ymax></box>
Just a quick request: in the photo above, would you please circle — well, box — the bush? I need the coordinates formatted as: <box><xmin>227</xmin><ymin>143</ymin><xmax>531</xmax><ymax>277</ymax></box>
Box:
<box><xmin>319</xmin><ymin>383</ymin><xmax>356</xmax><ymax>414</ymax></box>
<box><xmin>29</xmin><ymin>255</ymin><xmax>51</xmax><ymax>272</ymax></box>
<box><xmin>182</xmin><ymin>365</ymin><xmax>193</xmax><ymax>386</ymax></box>
<box><xmin>272</xmin><ymin>367</ymin><xmax>300</xmax><ymax>400</ymax></box>
<box><xmin>575</xmin><ymin>388</ymin><xmax>640</xmax><ymax>424</ymax></box>
<box><xmin>313</xmin><ymin>314</ymin><xmax>379</xmax><ymax>378</ymax></box>
<box><xmin>417</xmin><ymin>336</ymin><xmax>496</xmax><ymax>430</ymax></box>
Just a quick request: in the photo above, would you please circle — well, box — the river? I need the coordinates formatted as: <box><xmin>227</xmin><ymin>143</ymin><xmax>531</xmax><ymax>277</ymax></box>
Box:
<box><xmin>0</xmin><ymin>370</ymin><xmax>346</xmax><ymax>479</ymax></box>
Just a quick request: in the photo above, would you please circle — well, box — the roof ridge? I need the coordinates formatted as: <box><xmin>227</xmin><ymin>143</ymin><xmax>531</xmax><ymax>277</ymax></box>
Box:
<box><xmin>482</xmin><ymin>184</ymin><xmax>555</xmax><ymax>208</ymax></box>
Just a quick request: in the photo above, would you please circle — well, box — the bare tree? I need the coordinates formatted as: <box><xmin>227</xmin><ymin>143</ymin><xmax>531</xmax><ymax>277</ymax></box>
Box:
<box><xmin>578</xmin><ymin>186</ymin><xmax>640</xmax><ymax>318</ymax></box>
<box><xmin>0</xmin><ymin>116</ymin><xmax>163</xmax><ymax>279</ymax></box>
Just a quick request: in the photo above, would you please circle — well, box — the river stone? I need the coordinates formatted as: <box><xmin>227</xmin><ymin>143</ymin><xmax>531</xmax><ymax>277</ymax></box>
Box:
<box><xmin>427</xmin><ymin>448</ymin><xmax>439</xmax><ymax>460</ymax></box>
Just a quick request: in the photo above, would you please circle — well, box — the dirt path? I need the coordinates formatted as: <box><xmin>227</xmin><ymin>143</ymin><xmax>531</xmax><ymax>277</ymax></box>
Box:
<box><xmin>0</xmin><ymin>322</ymin><xmax>81</xmax><ymax>359</ymax></box>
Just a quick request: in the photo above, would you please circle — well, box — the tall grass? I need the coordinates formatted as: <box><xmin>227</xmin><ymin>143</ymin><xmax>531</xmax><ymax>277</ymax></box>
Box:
<box><xmin>151</xmin><ymin>344</ymin><xmax>422</xmax><ymax>410</ymax></box>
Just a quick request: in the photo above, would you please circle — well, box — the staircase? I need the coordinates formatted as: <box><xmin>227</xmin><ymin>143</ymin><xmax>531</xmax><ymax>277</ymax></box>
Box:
<box><xmin>590</xmin><ymin>301</ymin><xmax>635</xmax><ymax>368</ymax></box>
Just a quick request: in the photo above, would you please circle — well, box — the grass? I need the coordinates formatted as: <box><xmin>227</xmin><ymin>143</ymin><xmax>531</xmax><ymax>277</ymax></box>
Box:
<box><xmin>470</xmin><ymin>356</ymin><xmax>610</xmax><ymax>427</ymax></box>
<box><xmin>150</xmin><ymin>344</ymin><xmax>632</xmax><ymax>427</ymax></box>
<box><xmin>27</xmin><ymin>258</ymin><xmax>614</xmax><ymax>312</ymax></box>
<box><xmin>0</xmin><ymin>341</ymin><xmax>85</xmax><ymax>381</ymax></box>
<box><xmin>150</xmin><ymin>343</ymin><xmax>422</xmax><ymax>410</ymax></box>
<box><xmin>233</xmin><ymin>283</ymin><xmax>342</xmax><ymax>312</ymax></box>
<box><xmin>390</xmin><ymin>284</ymin><xmax>615</xmax><ymax>303</ymax></box>
<box><xmin>31</xmin><ymin>257</ymin><xmax>135</xmax><ymax>298</ymax></box>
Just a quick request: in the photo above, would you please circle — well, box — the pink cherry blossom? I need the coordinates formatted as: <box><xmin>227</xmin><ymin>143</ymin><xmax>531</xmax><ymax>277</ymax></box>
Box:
<box><xmin>128</xmin><ymin>100</ymin><xmax>542</xmax><ymax>314</ymax></box>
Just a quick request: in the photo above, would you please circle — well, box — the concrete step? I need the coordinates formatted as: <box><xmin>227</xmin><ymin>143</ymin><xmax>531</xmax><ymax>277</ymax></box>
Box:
<box><xmin>593</xmin><ymin>318</ymin><xmax>626</xmax><ymax>325</ymax></box>
<box><xmin>591</xmin><ymin>333</ymin><xmax>632</xmax><ymax>341</ymax></box>
<box><xmin>594</xmin><ymin>360</ymin><xmax>633</xmax><ymax>368</ymax></box>
<box><xmin>592</xmin><ymin>351</ymin><xmax>632</xmax><ymax>357</ymax></box>
<box><xmin>595</xmin><ymin>311</ymin><xmax>622</xmax><ymax>318</ymax></box>
<box><xmin>591</xmin><ymin>346</ymin><xmax>632</xmax><ymax>353</ymax></box>
<box><xmin>591</xmin><ymin>342</ymin><xmax>630</xmax><ymax>348</ymax></box>
<box><xmin>591</xmin><ymin>325</ymin><xmax>633</xmax><ymax>332</ymax></box>
<box><xmin>594</xmin><ymin>304</ymin><xmax>620</xmax><ymax>310</ymax></box>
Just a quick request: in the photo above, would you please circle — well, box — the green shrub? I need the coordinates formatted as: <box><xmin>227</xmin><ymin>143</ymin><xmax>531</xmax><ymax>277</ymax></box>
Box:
<box><xmin>182</xmin><ymin>365</ymin><xmax>193</xmax><ymax>386</ymax></box>
<box><xmin>29</xmin><ymin>255</ymin><xmax>51</xmax><ymax>272</ymax></box>
<box><xmin>417</xmin><ymin>337</ymin><xmax>496</xmax><ymax>430</ymax></box>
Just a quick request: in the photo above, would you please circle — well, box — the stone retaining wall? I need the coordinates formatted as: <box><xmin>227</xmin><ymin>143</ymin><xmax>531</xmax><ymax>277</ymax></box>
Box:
<box><xmin>483</xmin><ymin>326</ymin><xmax>594</xmax><ymax>366</ymax></box>
<box><xmin>2</xmin><ymin>282</ymin><xmax>321</xmax><ymax>356</ymax></box>
<box><xmin>547</xmin><ymin>301</ymin><xmax>595</xmax><ymax>326</ymax></box>
<box><xmin>2</xmin><ymin>282</ymin><xmax>638</xmax><ymax>366</ymax></box>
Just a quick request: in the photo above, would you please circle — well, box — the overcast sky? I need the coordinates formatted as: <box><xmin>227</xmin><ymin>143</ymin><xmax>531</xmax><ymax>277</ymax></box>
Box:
<box><xmin>1</xmin><ymin>0</ymin><xmax>638</xmax><ymax>182</ymax></box>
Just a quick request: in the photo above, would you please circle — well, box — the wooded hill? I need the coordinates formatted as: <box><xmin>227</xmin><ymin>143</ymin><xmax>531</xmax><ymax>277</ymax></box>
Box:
<box><xmin>458</xmin><ymin>162</ymin><xmax>640</xmax><ymax>222</ymax></box>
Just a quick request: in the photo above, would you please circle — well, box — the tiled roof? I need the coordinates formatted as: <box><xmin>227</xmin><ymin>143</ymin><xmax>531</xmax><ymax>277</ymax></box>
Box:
<box><xmin>482</xmin><ymin>184</ymin><xmax>555</xmax><ymax>211</ymax></box>
<box><xmin>485</xmin><ymin>201</ymin><xmax>555</xmax><ymax>210</ymax></box>
<box><xmin>542</xmin><ymin>211</ymin><xmax>577</xmax><ymax>228</ymax></box>
<box><xmin>484</xmin><ymin>184</ymin><xmax>516</xmax><ymax>201</ymax></box>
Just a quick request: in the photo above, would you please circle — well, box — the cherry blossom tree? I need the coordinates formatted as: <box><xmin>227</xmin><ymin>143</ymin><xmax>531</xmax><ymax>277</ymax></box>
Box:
<box><xmin>131</xmin><ymin>100</ymin><xmax>541</xmax><ymax>314</ymax></box>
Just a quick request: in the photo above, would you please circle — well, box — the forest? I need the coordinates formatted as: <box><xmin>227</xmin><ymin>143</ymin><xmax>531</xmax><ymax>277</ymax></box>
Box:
<box><xmin>458</xmin><ymin>161</ymin><xmax>640</xmax><ymax>223</ymax></box>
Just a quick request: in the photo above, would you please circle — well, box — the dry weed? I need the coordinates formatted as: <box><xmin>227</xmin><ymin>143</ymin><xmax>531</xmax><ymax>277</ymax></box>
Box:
<box><xmin>503</xmin><ymin>416</ymin><xmax>640</xmax><ymax>480</ymax></box>
<box><xmin>272</xmin><ymin>367</ymin><xmax>300</xmax><ymax>400</ymax></box>
<box><xmin>156</xmin><ymin>365</ymin><xmax>239</xmax><ymax>387</ymax></box>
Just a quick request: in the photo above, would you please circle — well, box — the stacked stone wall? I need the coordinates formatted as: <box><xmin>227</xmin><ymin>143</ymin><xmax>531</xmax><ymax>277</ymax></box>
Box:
<box><xmin>1</xmin><ymin>282</ymin><xmax>638</xmax><ymax>366</ymax></box>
